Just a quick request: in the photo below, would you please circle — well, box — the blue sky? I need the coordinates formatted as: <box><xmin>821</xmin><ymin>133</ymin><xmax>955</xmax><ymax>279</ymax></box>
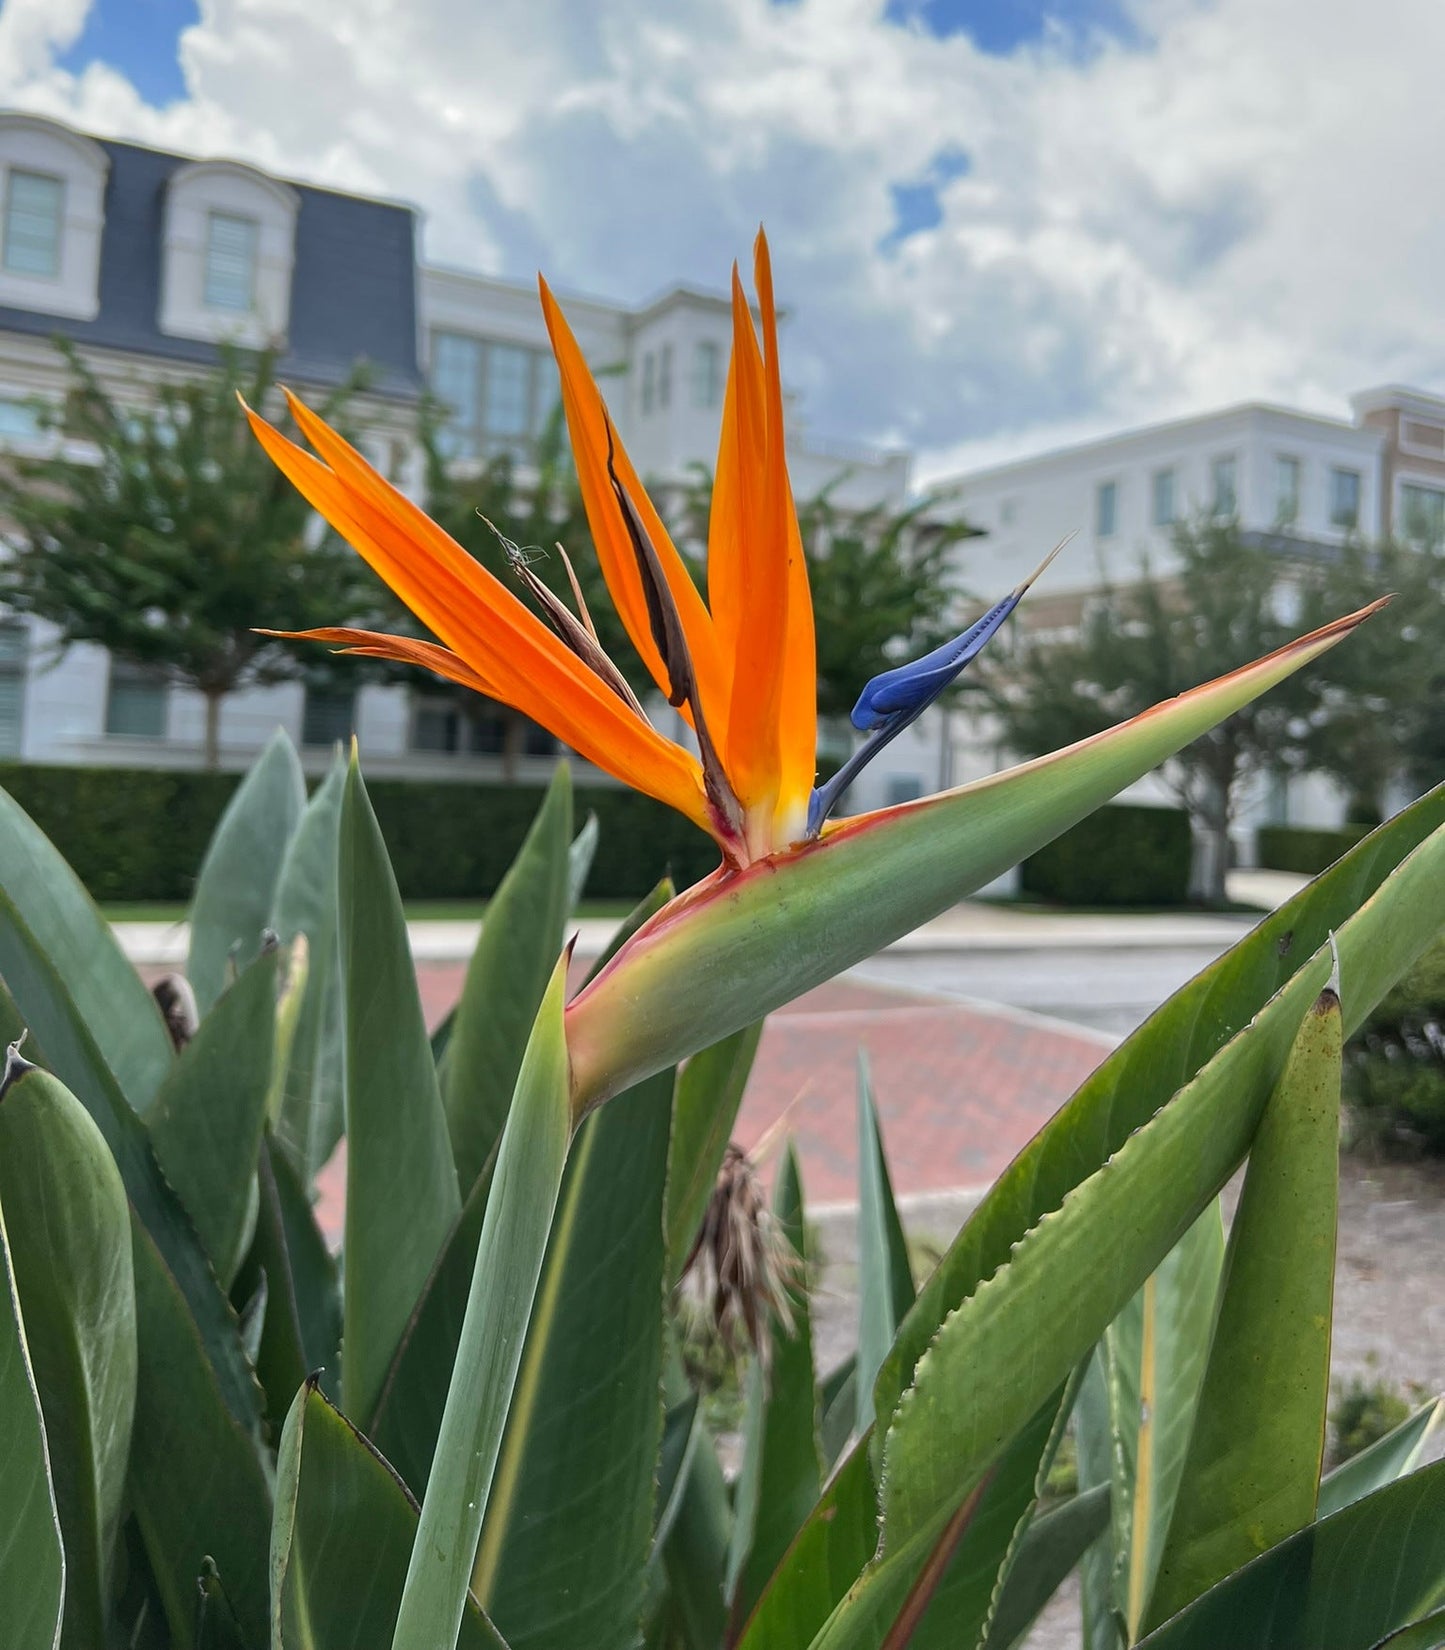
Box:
<box><xmin>57</xmin><ymin>0</ymin><xmax>196</xmax><ymax>106</ymax></box>
<box><xmin>6</xmin><ymin>0</ymin><xmax>1445</xmax><ymax>482</ymax></box>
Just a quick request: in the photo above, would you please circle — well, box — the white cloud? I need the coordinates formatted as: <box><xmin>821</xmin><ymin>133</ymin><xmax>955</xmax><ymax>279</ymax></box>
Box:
<box><xmin>5</xmin><ymin>0</ymin><xmax>1445</xmax><ymax>488</ymax></box>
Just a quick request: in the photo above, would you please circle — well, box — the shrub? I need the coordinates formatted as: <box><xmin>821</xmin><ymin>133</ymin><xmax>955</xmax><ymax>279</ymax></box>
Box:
<box><xmin>0</xmin><ymin>759</ymin><xmax>718</xmax><ymax>903</ymax></box>
<box><xmin>1019</xmin><ymin>803</ymin><xmax>1192</xmax><ymax>906</ymax></box>
<box><xmin>1257</xmin><ymin>822</ymin><xmax>1373</xmax><ymax>876</ymax></box>
<box><xmin>1345</xmin><ymin>937</ymin><xmax>1445</xmax><ymax>1155</ymax></box>
<box><xmin>1330</xmin><ymin>1374</ymin><xmax>1417</xmax><ymax>1465</ymax></box>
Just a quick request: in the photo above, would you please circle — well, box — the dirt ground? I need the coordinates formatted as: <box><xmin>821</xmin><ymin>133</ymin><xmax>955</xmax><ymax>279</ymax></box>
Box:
<box><xmin>806</xmin><ymin>1154</ymin><xmax>1445</xmax><ymax>1650</ymax></box>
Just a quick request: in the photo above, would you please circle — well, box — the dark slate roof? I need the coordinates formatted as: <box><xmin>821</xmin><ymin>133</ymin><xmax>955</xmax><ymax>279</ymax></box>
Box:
<box><xmin>0</xmin><ymin>136</ymin><xmax>422</xmax><ymax>400</ymax></box>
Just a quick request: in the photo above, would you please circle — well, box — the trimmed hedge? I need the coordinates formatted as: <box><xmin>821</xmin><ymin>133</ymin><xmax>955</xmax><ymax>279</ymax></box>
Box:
<box><xmin>1019</xmin><ymin>803</ymin><xmax>1192</xmax><ymax>907</ymax></box>
<box><xmin>0</xmin><ymin>761</ymin><xmax>720</xmax><ymax>904</ymax></box>
<box><xmin>1256</xmin><ymin>823</ymin><xmax>1372</xmax><ymax>877</ymax></box>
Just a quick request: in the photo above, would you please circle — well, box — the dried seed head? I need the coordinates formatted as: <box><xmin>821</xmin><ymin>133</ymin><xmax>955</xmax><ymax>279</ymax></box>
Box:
<box><xmin>152</xmin><ymin>972</ymin><xmax>200</xmax><ymax>1051</ymax></box>
<box><xmin>680</xmin><ymin>1143</ymin><xmax>800</xmax><ymax>1372</ymax></box>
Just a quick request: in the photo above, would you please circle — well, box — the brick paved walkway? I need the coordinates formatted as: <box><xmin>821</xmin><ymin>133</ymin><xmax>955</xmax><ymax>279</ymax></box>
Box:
<box><xmin>405</xmin><ymin>961</ymin><xmax>1111</xmax><ymax>1205</ymax></box>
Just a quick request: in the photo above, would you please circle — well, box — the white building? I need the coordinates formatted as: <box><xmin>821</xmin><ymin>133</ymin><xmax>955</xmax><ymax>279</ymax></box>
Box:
<box><xmin>0</xmin><ymin>113</ymin><xmax>909</xmax><ymax>787</ymax></box>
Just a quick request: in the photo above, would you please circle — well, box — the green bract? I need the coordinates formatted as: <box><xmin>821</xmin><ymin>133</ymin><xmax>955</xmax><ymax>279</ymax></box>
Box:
<box><xmin>0</xmin><ymin>730</ymin><xmax>1441</xmax><ymax>1650</ymax></box>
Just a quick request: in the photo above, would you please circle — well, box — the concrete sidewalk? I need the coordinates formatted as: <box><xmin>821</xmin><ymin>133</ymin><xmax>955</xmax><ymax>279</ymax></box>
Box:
<box><xmin>112</xmin><ymin>866</ymin><xmax>1303</xmax><ymax>967</ymax></box>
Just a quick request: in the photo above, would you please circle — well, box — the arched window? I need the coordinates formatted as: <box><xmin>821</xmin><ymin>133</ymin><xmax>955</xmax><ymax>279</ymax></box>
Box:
<box><xmin>0</xmin><ymin>114</ymin><xmax>108</xmax><ymax>320</ymax></box>
<box><xmin>159</xmin><ymin>160</ymin><xmax>299</xmax><ymax>348</ymax></box>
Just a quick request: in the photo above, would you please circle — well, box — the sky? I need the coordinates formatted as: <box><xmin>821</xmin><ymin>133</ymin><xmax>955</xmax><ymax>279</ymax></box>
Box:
<box><xmin>2</xmin><ymin>0</ymin><xmax>1442</xmax><ymax>486</ymax></box>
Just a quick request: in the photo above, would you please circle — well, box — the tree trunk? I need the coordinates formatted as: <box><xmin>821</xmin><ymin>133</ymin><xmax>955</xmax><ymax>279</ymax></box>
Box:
<box><xmin>1195</xmin><ymin>770</ymin><xmax>1234</xmax><ymax>908</ymax></box>
<box><xmin>203</xmin><ymin>690</ymin><xmax>224</xmax><ymax>772</ymax></box>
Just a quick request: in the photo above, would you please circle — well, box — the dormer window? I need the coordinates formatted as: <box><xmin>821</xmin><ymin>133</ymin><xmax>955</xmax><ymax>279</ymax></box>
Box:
<box><xmin>0</xmin><ymin>114</ymin><xmax>108</xmax><ymax>320</ymax></box>
<box><xmin>3</xmin><ymin>170</ymin><xmax>64</xmax><ymax>277</ymax></box>
<box><xmin>159</xmin><ymin>160</ymin><xmax>298</xmax><ymax>348</ymax></box>
<box><xmin>203</xmin><ymin>211</ymin><xmax>258</xmax><ymax>311</ymax></box>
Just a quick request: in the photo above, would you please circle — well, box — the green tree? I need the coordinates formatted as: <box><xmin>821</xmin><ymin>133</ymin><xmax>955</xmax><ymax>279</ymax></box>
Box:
<box><xmin>1298</xmin><ymin>536</ymin><xmax>1445</xmax><ymax>822</ymax></box>
<box><xmin>0</xmin><ymin>344</ymin><xmax>378</xmax><ymax>768</ymax></box>
<box><xmin>991</xmin><ymin>518</ymin><xmax>1313</xmax><ymax>906</ymax></box>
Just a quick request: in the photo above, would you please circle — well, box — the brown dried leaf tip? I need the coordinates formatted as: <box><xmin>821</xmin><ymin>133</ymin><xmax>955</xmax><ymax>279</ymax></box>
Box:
<box><xmin>151</xmin><ymin>972</ymin><xmax>199</xmax><ymax>1051</ymax></box>
<box><xmin>680</xmin><ymin>1143</ymin><xmax>800</xmax><ymax>1373</ymax></box>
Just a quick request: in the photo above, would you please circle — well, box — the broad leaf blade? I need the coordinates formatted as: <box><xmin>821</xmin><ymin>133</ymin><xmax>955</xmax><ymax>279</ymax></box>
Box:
<box><xmin>1318</xmin><ymin>1399</ymin><xmax>1444</xmax><ymax>1520</ymax></box>
<box><xmin>470</xmin><ymin>1061</ymin><xmax>673</xmax><ymax>1650</ymax></box>
<box><xmin>391</xmin><ymin>953</ymin><xmax>572</xmax><ymax>1650</ymax></box>
<box><xmin>983</xmin><ymin>1485</ymin><xmax>1112</xmax><ymax>1650</ymax></box>
<box><xmin>567</xmin><ymin>811</ymin><xmax>599</xmax><ymax>913</ymax></box>
<box><xmin>1147</xmin><ymin>985</ymin><xmax>1343</xmax><ymax>1627</ymax></box>
<box><xmin>727</xmin><ymin>1144</ymin><xmax>824</xmax><ymax>1630</ymax></box>
<box><xmin>444</xmin><ymin>765</ymin><xmax>571</xmax><ymax>1194</ymax></box>
<box><xmin>665</xmin><ymin>1019</ymin><xmax>762</xmax><ymax>1284</ymax></box>
<box><xmin>338</xmin><ymin>757</ymin><xmax>460</xmax><ymax>1422</ymax></box>
<box><xmin>876</xmin><ymin>784</ymin><xmax>1445</xmax><ymax>1451</ymax></box>
<box><xmin>1107</xmin><ymin>1204</ymin><xmax>1225</xmax><ymax>1638</ymax></box>
<box><xmin>270</xmin><ymin>752</ymin><xmax>347</xmax><ymax>1183</ymax></box>
<box><xmin>0</xmin><ymin>782</ymin><xmax>172</xmax><ymax>1110</ymax></box>
<box><xmin>0</xmin><ymin>1200</ymin><xmax>65</xmax><ymax>1650</ymax></box>
<box><xmin>188</xmin><ymin>728</ymin><xmax>305</xmax><ymax>1013</ymax></box>
<box><xmin>128</xmin><ymin>1220</ymin><xmax>272</xmax><ymax>1650</ymax></box>
<box><xmin>147</xmin><ymin>949</ymin><xmax>280</xmax><ymax>1287</ymax></box>
<box><xmin>1135</xmin><ymin>1458</ymin><xmax>1445</xmax><ymax>1650</ymax></box>
<box><xmin>0</xmin><ymin>903</ymin><xmax>262</xmax><ymax>1432</ymax></box>
<box><xmin>855</xmin><ymin>1052</ymin><xmax>914</xmax><ymax>1435</ymax></box>
<box><xmin>0</xmin><ymin>1061</ymin><xmax>133</xmax><ymax>1650</ymax></box>
<box><xmin>271</xmin><ymin>1379</ymin><xmax>509</xmax><ymax>1649</ymax></box>
<box><xmin>874</xmin><ymin>816</ymin><xmax>1445</xmax><ymax>1611</ymax></box>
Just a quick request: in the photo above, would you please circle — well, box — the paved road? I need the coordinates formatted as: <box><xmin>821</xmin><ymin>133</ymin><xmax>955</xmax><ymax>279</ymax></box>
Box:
<box><xmin>852</xmin><ymin>934</ymin><xmax>1250</xmax><ymax>1039</ymax></box>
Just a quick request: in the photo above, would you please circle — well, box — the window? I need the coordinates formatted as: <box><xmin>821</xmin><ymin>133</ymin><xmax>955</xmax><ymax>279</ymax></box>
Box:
<box><xmin>1402</xmin><ymin>482</ymin><xmax>1445</xmax><ymax>546</ymax></box>
<box><xmin>0</xmin><ymin>396</ymin><xmax>43</xmax><ymax>441</ymax></box>
<box><xmin>658</xmin><ymin>343</ymin><xmax>673</xmax><ymax>410</ymax></box>
<box><xmin>0</xmin><ymin>621</ymin><xmax>27</xmax><ymax>757</ymax></box>
<box><xmin>105</xmin><ymin>660</ymin><xmax>167</xmax><ymax>738</ymax></box>
<box><xmin>1151</xmin><ymin>468</ymin><xmax>1176</xmax><ymax>527</ymax></box>
<box><xmin>203</xmin><ymin>211</ymin><xmax>258</xmax><ymax>311</ymax></box>
<box><xmin>411</xmin><ymin>696</ymin><xmax>552</xmax><ymax>756</ymax></box>
<box><xmin>1274</xmin><ymin>454</ymin><xmax>1301</xmax><ymax>525</ymax></box>
<box><xmin>429</xmin><ymin>332</ymin><xmax>560</xmax><ymax>461</ymax></box>
<box><xmin>1095</xmin><ymin>479</ymin><xmax>1118</xmax><ymax>538</ymax></box>
<box><xmin>1330</xmin><ymin>467</ymin><xmax>1361</xmax><ymax>530</ymax></box>
<box><xmin>3</xmin><ymin>170</ymin><xmax>63</xmax><ymax>277</ymax></box>
<box><xmin>692</xmin><ymin>340</ymin><xmax>721</xmax><ymax>409</ymax></box>
<box><xmin>301</xmin><ymin>684</ymin><xmax>355</xmax><ymax>748</ymax></box>
<box><xmin>641</xmin><ymin>352</ymin><xmax>656</xmax><ymax>415</ymax></box>
<box><xmin>1210</xmin><ymin>454</ymin><xmax>1237</xmax><ymax>517</ymax></box>
<box><xmin>885</xmin><ymin>776</ymin><xmax>924</xmax><ymax>805</ymax></box>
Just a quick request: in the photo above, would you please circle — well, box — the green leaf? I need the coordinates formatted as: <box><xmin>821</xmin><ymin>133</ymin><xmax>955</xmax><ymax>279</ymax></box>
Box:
<box><xmin>128</xmin><ymin>1219</ymin><xmax>272</xmax><ymax>1650</ymax></box>
<box><xmin>821</xmin><ymin>1356</ymin><xmax>859</xmax><ymax>1472</ymax></box>
<box><xmin>147</xmin><ymin>948</ymin><xmax>280</xmax><ymax>1287</ymax></box>
<box><xmin>567</xmin><ymin>810</ymin><xmax>599</xmax><ymax>913</ymax></box>
<box><xmin>0</xmin><ymin>1059</ymin><xmax>136</xmax><ymax>1650</ymax></box>
<box><xmin>188</xmin><ymin>728</ymin><xmax>306</xmax><ymax>1014</ymax></box>
<box><xmin>270</xmin><ymin>751</ymin><xmax>347</xmax><ymax>1184</ymax></box>
<box><xmin>1076</xmin><ymin>1346</ymin><xmax>1122</xmax><ymax>1650</ymax></box>
<box><xmin>235</xmin><ymin>1135</ymin><xmax>342</xmax><ymax>1431</ymax></box>
<box><xmin>727</xmin><ymin>1144</ymin><xmax>825</xmax><ymax>1629</ymax></box>
<box><xmin>983</xmin><ymin>1485</ymin><xmax>1111</xmax><ymax>1650</ymax></box>
<box><xmin>468</xmin><ymin>1056</ymin><xmax>672</xmax><ymax>1650</ymax></box>
<box><xmin>665</xmin><ymin>1019</ymin><xmax>763</xmax><ymax>1284</ymax></box>
<box><xmin>1135</xmin><ymin>1458</ymin><xmax>1445</xmax><ymax>1649</ymax></box>
<box><xmin>876</xmin><ymin>784</ymin><xmax>1445</xmax><ymax>1455</ymax></box>
<box><xmin>734</xmin><ymin>1439</ymin><xmax>878</xmax><ymax>1650</ymax></box>
<box><xmin>1318</xmin><ymin>1398</ymin><xmax>1444</xmax><ymax>1520</ymax></box>
<box><xmin>654</xmin><ymin>1392</ymin><xmax>702</xmax><ymax>1560</ymax></box>
<box><xmin>443</xmin><ymin>765</ymin><xmax>572</xmax><ymax>1194</ymax></box>
<box><xmin>1106</xmin><ymin>1204</ymin><xmax>1225</xmax><ymax>1638</ymax></box>
<box><xmin>194</xmin><ymin>1558</ymin><xmax>249</xmax><ymax>1650</ymax></box>
<box><xmin>271</xmin><ymin>1378</ymin><xmax>509</xmax><ymax>1650</ymax></box>
<box><xmin>1369</xmin><ymin>1609</ymin><xmax>1445</xmax><ymax>1650</ymax></box>
<box><xmin>0</xmin><ymin>895</ymin><xmax>262</xmax><ymax>1433</ymax></box>
<box><xmin>370</xmin><ymin>884</ymin><xmax>677</xmax><ymax>1499</ymax></box>
<box><xmin>867</xmin><ymin>814</ymin><xmax>1445</xmax><ymax>1634</ymax></box>
<box><xmin>658</xmin><ymin>1340</ymin><xmax>733</xmax><ymax>1650</ymax></box>
<box><xmin>338</xmin><ymin>757</ymin><xmax>460</xmax><ymax>1423</ymax></box>
<box><xmin>0</xmin><ymin>782</ymin><xmax>172</xmax><ymax>1110</ymax></box>
<box><xmin>567</xmin><ymin>606</ymin><xmax>1384</xmax><ymax>1107</ymax></box>
<box><xmin>855</xmin><ymin>1052</ymin><xmax>914</xmax><ymax>1435</ymax></box>
<box><xmin>906</xmin><ymin>1385</ymin><xmax>1076</xmax><ymax>1650</ymax></box>
<box><xmin>391</xmin><ymin>952</ymin><xmax>572</xmax><ymax>1650</ymax></box>
<box><xmin>1147</xmin><ymin>983</ymin><xmax>1343</xmax><ymax>1628</ymax></box>
<box><xmin>0</xmin><ymin>1118</ymin><xmax>69</xmax><ymax>1650</ymax></box>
